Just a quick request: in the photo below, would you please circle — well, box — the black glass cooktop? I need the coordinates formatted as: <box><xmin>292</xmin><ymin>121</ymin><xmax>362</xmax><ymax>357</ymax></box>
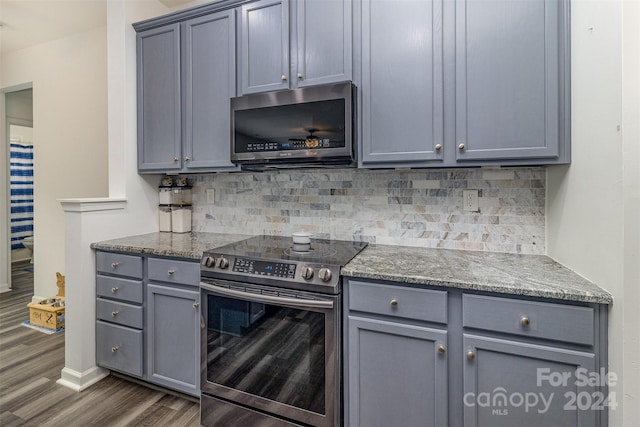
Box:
<box><xmin>209</xmin><ymin>235</ymin><xmax>368</xmax><ymax>267</ymax></box>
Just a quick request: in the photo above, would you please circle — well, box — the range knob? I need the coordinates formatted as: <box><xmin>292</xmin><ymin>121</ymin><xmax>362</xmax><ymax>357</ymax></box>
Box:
<box><xmin>318</xmin><ymin>268</ymin><xmax>332</xmax><ymax>283</ymax></box>
<box><xmin>204</xmin><ymin>256</ymin><xmax>215</xmax><ymax>267</ymax></box>
<box><xmin>301</xmin><ymin>266</ymin><xmax>314</xmax><ymax>280</ymax></box>
<box><xmin>218</xmin><ymin>257</ymin><xmax>230</xmax><ymax>269</ymax></box>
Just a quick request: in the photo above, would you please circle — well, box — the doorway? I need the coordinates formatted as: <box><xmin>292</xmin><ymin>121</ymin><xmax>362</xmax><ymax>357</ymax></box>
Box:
<box><xmin>3</xmin><ymin>87</ymin><xmax>34</xmax><ymax>292</ymax></box>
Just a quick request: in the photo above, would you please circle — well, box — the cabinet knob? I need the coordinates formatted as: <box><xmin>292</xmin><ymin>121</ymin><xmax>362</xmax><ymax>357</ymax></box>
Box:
<box><xmin>111</xmin><ymin>345</ymin><xmax>120</xmax><ymax>353</ymax></box>
<box><xmin>111</xmin><ymin>287</ymin><xmax>119</xmax><ymax>293</ymax></box>
<box><xmin>193</xmin><ymin>302</ymin><xmax>200</xmax><ymax>309</ymax></box>
<box><xmin>467</xmin><ymin>350</ymin><xmax>476</xmax><ymax>361</ymax></box>
<box><xmin>111</xmin><ymin>311</ymin><xmax>120</xmax><ymax>317</ymax></box>
<box><xmin>521</xmin><ymin>316</ymin><xmax>531</xmax><ymax>327</ymax></box>
<box><xmin>111</xmin><ymin>262</ymin><xmax>119</xmax><ymax>269</ymax></box>
<box><xmin>173</xmin><ymin>156</ymin><xmax>179</xmax><ymax>161</ymax></box>
<box><xmin>167</xmin><ymin>269</ymin><xmax>175</xmax><ymax>276</ymax></box>
<box><xmin>297</xmin><ymin>73</ymin><xmax>303</xmax><ymax>79</ymax></box>
<box><xmin>390</xmin><ymin>299</ymin><xmax>399</xmax><ymax>307</ymax></box>
<box><xmin>437</xmin><ymin>345</ymin><xmax>446</xmax><ymax>355</ymax></box>
<box><xmin>435</xmin><ymin>144</ymin><xmax>442</xmax><ymax>151</ymax></box>
<box><xmin>184</xmin><ymin>156</ymin><xmax>191</xmax><ymax>161</ymax></box>
<box><xmin>281</xmin><ymin>74</ymin><xmax>287</xmax><ymax>81</ymax></box>
<box><xmin>458</xmin><ymin>143</ymin><xmax>466</xmax><ymax>150</ymax></box>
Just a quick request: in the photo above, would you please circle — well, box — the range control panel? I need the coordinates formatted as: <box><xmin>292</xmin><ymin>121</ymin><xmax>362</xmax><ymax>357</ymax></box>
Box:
<box><xmin>233</xmin><ymin>258</ymin><xmax>296</xmax><ymax>279</ymax></box>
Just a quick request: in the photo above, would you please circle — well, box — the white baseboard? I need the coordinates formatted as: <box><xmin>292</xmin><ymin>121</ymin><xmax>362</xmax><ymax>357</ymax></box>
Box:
<box><xmin>57</xmin><ymin>366</ymin><xmax>110</xmax><ymax>392</ymax></box>
<box><xmin>0</xmin><ymin>283</ymin><xmax>10</xmax><ymax>294</ymax></box>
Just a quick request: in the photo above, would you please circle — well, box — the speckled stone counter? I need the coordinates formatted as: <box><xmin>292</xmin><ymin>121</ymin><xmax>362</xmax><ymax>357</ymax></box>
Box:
<box><xmin>90</xmin><ymin>232</ymin><xmax>251</xmax><ymax>260</ymax></box>
<box><xmin>342</xmin><ymin>244</ymin><xmax>613</xmax><ymax>304</ymax></box>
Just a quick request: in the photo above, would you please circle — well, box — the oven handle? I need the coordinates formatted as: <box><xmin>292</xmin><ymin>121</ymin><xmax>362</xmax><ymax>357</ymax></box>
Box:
<box><xmin>200</xmin><ymin>281</ymin><xmax>334</xmax><ymax>309</ymax></box>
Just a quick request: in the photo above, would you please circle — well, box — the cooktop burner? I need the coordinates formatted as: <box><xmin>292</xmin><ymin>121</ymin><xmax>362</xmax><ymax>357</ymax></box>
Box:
<box><xmin>200</xmin><ymin>235</ymin><xmax>368</xmax><ymax>294</ymax></box>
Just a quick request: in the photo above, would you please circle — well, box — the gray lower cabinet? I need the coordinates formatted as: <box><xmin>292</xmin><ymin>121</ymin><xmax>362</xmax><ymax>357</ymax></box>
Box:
<box><xmin>95</xmin><ymin>251</ymin><xmax>201</xmax><ymax>396</ymax></box>
<box><xmin>345</xmin><ymin>279</ymin><xmax>609</xmax><ymax>427</ymax></box>
<box><xmin>136</xmin><ymin>10</ymin><xmax>238</xmax><ymax>173</ymax></box>
<box><xmin>95</xmin><ymin>252</ymin><xmax>145</xmax><ymax>378</ymax></box>
<box><xmin>146</xmin><ymin>283</ymin><xmax>200</xmax><ymax>396</ymax></box>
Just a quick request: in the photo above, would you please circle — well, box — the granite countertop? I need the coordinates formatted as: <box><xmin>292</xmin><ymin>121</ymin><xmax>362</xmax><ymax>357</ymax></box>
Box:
<box><xmin>342</xmin><ymin>244</ymin><xmax>613</xmax><ymax>305</ymax></box>
<box><xmin>90</xmin><ymin>232</ymin><xmax>251</xmax><ymax>260</ymax></box>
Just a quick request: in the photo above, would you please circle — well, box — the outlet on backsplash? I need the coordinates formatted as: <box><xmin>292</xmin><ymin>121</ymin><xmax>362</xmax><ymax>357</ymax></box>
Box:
<box><xmin>463</xmin><ymin>189</ymin><xmax>479</xmax><ymax>212</ymax></box>
<box><xmin>206</xmin><ymin>189</ymin><xmax>215</xmax><ymax>204</ymax></box>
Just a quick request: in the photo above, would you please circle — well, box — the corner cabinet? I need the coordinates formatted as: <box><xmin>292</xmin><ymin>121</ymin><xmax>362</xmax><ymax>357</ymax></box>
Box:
<box><xmin>357</xmin><ymin>0</ymin><xmax>570</xmax><ymax>168</ymax></box>
<box><xmin>136</xmin><ymin>10</ymin><xmax>238</xmax><ymax>173</ymax></box>
<box><xmin>344</xmin><ymin>279</ymin><xmax>609</xmax><ymax>427</ymax></box>
<box><xmin>239</xmin><ymin>0</ymin><xmax>352</xmax><ymax>95</ymax></box>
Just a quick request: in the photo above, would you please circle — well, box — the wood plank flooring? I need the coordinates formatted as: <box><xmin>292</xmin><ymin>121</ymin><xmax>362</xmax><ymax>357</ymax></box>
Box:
<box><xmin>0</xmin><ymin>261</ymin><xmax>200</xmax><ymax>426</ymax></box>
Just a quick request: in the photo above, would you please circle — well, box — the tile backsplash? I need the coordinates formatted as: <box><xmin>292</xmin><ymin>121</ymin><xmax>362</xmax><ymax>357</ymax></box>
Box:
<box><xmin>190</xmin><ymin>167</ymin><xmax>545</xmax><ymax>254</ymax></box>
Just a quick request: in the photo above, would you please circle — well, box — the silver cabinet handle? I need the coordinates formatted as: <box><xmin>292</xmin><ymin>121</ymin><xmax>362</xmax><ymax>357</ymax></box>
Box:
<box><xmin>173</xmin><ymin>156</ymin><xmax>179</xmax><ymax>161</ymax></box>
<box><xmin>458</xmin><ymin>143</ymin><xmax>466</xmax><ymax>150</ymax></box>
<box><xmin>467</xmin><ymin>350</ymin><xmax>476</xmax><ymax>361</ymax></box>
<box><xmin>111</xmin><ymin>311</ymin><xmax>119</xmax><ymax>317</ymax></box>
<box><xmin>111</xmin><ymin>262</ymin><xmax>119</xmax><ymax>269</ymax></box>
<box><xmin>390</xmin><ymin>299</ymin><xmax>399</xmax><ymax>307</ymax></box>
<box><xmin>112</xmin><ymin>345</ymin><xmax>120</xmax><ymax>353</ymax></box>
<box><xmin>111</xmin><ymin>287</ymin><xmax>119</xmax><ymax>293</ymax></box>
<box><xmin>281</xmin><ymin>74</ymin><xmax>287</xmax><ymax>81</ymax></box>
<box><xmin>184</xmin><ymin>156</ymin><xmax>191</xmax><ymax>161</ymax></box>
<box><xmin>435</xmin><ymin>144</ymin><xmax>442</xmax><ymax>151</ymax></box>
<box><xmin>437</xmin><ymin>345</ymin><xmax>446</xmax><ymax>355</ymax></box>
<box><xmin>167</xmin><ymin>269</ymin><xmax>175</xmax><ymax>276</ymax></box>
<box><xmin>193</xmin><ymin>302</ymin><xmax>200</xmax><ymax>309</ymax></box>
<box><xmin>521</xmin><ymin>316</ymin><xmax>531</xmax><ymax>327</ymax></box>
<box><xmin>297</xmin><ymin>73</ymin><xmax>303</xmax><ymax>79</ymax></box>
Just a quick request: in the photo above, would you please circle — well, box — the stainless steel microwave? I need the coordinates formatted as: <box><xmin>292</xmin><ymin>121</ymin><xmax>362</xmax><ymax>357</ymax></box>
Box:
<box><xmin>230</xmin><ymin>82</ymin><xmax>355</xmax><ymax>170</ymax></box>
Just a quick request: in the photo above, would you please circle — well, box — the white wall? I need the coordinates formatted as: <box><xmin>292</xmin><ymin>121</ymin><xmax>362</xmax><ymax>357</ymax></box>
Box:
<box><xmin>1</xmin><ymin>27</ymin><xmax>109</xmax><ymax>299</ymax></box>
<box><xmin>546</xmin><ymin>1</ymin><xmax>640</xmax><ymax>425</ymax></box>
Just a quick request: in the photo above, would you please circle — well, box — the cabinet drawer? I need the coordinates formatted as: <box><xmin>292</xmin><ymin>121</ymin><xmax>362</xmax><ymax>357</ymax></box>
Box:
<box><xmin>462</xmin><ymin>294</ymin><xmax>594</xmax><ymax>346</ymax></box>
<box><xmin>96</xmin><ymin>320</ymin><xmax>143</xmax><ymax>377</ymax></box>
<box><xmin>148</xmin><ymin>257</ymin><xmax>199</xmax><ymax>286</ymax></box>
<box><xmin>96</xmin><ymin>299</ymin><xmax>143</xmax><ymax>329</ymax></box>
<box><xmin>96</xmin><ymin>275</ymin><xmax>143</xmax><ymax>304</ymax></box>
<box><xmin>348</xmin><ymin>280</ymin><xmax>447</xmax><ymax>324</ymax></box>
<box><xmin>96</xmin><ymin>252</ymin><xmax>143</xmax><ymax>279</ymax></box>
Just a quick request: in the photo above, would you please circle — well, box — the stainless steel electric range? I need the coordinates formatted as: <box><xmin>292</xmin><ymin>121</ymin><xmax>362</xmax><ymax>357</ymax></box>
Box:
<box><xmin>200</xmin><ymin>235</ymin><xmax>367</xmax><ymax>427</ymax></box>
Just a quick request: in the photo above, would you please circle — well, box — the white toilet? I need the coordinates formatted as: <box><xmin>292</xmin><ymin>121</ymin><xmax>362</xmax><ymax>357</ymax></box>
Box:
<box><xmin>22</xmin><ymin>236</ymin><xmax>34</xmax><ymax>264</ymax></box>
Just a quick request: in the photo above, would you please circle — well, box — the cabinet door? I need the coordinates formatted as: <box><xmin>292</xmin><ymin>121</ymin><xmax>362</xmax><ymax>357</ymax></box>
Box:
<box><xmin>146</xmin><ymin>284</ymin><xmax>200</xmax><ymax>396</ymax></box>
<box><xmin>295</xmin><ymin>0</ymin><xmax>352</xmax><ymax>88</ymax></box>
<box><xmin>137</xmin><ymin>24</ymin><xmax>182</xmax><ymax>171</ymax></box>
<box><xmin>240</xmin><ymin>0</ymin><xmax>290</xmax><ymax>94</ymax></box>
<box><xmin>455</xmin><ymin>0</ymin><xmax>567</xmax><ymax>162</ymax></box>
<box><xmin>360</xmin><ymin>0</ymin><xmax>444</xmax><ymax>166</ymax></box>
<box><xmin>183</xmin><ymin>11</ymin><xmax>239</xmax><ymax>171</ymax></box>
<box><xmin>463</xmin><ymin>334</ymin><xmax>597</xmax><ymax>427</ymax></box>
<box><xmin>348</xmin><ymin>316</ymin><xmax>448</xmax><ymax>427</ymax></box>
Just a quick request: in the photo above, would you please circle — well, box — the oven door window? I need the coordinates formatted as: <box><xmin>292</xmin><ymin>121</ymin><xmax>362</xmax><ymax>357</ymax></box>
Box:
<box><xmin>205</xmin><ymin>294</ymin><xmax>327</xmax><ymax>415</ymax></box>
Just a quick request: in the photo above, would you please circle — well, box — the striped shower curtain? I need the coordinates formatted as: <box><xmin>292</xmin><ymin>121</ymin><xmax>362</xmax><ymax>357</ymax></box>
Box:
<box><xmin>10</xmin><ymin>143</ymin><xmax>34</xmax><ymax>250</ymax></box>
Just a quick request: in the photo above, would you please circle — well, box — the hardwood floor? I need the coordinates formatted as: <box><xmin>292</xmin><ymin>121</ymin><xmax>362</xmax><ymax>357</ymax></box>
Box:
<box><xmin>0</xmin><ymin>261</ymin><xmax>200</xmax><ymax>426</ymax></box>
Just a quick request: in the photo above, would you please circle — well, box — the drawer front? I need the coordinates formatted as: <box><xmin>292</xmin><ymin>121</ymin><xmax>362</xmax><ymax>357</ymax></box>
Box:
<box><xmin>96</xmin><ymin>299</ymin><xmax>143</xmax><ymax>329</ymax></box>
<box><xmin>96</xmin><ymin>275</ymin><xmax>143</xmax><ymax>304</ymax></box>
<box><xmin>148</xmin><ymin>257</ymin><xmax>199</xmax><ymax>287</ymax></box>
<box><xmin>462</xmin><ymin>294</ymin><xmax>594</xmax><ymax>346</ymax></box>
<box><xmin>96</xmin><ymin>320</ymin><xmax>143</xmax><ymax>377</ymax></box>
<box><xmin>348</xmin><ymin>280</ymin><xmax>448</xmax><ymax>324</ymax></box>
<box><xmin>96</xmin><ymin>252</ymin><xmax>143</xmax><ymax>279</ymax></box>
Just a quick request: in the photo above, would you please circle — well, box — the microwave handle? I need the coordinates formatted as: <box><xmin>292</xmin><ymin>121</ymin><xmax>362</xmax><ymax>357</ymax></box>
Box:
<box><xmin>200</xmin><ymin>281</ymin><xmax>334</xmax><ymax>310</ymax></box>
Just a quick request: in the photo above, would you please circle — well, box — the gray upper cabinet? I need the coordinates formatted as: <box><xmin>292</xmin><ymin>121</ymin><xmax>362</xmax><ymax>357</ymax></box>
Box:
<box><xmin>137</xmin><ymin>24</ymin><xmax>182</xmax><ymax>172</ymax></box>
<box><xmin>294</xmin><ymin>0</ymin><xmax>352</xmax><ymax>88</ymax></box>
<box><xmin>454</xmin><ymin>0</ymin><xmax>568</xmax><ymax>163</ymax></box>
<box><xmin>239</xmin><ymin>0</ymin><xmax>352</xmax><ymax>95</ymax></box>
<box><xmin>240</xmin><ymin>0</ymin><xmax>290</xmax><ymax>94</ymax></box>
<box><xmin>136</xmin><ymin>10</ymin><xmax>239</xmax><ymax>173</ymax></box>
<box><xmin>358</xmin><ymin>0</ymin><xmax>570</xmax><ymax>168</ymax></box>
<box><xmin>359</xmin><ymin>0</ymin><xmax>444</xmax><ymax>166</ymax></box>
<box><xmin>183</xmin><ymin>10</ymin><xmax>238</xmax><ymax>171</ymax></box>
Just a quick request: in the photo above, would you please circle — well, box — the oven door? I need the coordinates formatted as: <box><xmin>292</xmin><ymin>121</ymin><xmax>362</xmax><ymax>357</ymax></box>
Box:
<box><xmin>200</xmin><ymin>279</ymin><xmax>340</xmax><ymax>427</ymax></box>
